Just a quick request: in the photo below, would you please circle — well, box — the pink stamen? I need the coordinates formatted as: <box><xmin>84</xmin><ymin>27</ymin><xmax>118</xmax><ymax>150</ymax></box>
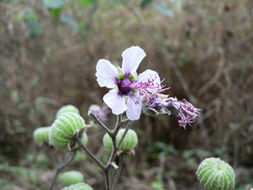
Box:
<box><xmin>132</xmin><ymin>77</ymin><xmax>169</xmax><ymax>101</ymax></box>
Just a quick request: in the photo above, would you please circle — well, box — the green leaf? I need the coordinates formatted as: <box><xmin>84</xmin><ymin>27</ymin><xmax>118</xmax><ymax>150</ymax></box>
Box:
<box><xmin>4</xmin><ymin>0</ymin><xmax>15</xmax><ymax>3</ymax></box>
<box><xmin>78</xmin><ymin>0</ymin><xmax>94</xmax><ymax>6</ymax></box>
<box><xmin>151</xmin><ymin>181</ymin><xmax>164</xmax><ymax>190</ymax></box>
<box><xmin>154</xmin><ymin>2</ymin><xmax>174</xmax><ymax>17</ymax></box>
<box><xmin>43</xmin><ymin>0</ymin><xmax>65</xmax><ymax>9</ymax></box>
<box><xmin>140</xmin><ymin>0</ymin><xmax>152</xmax><ymax>8</ymax></box>
<box><xmin>23</xmin><ymin>10</ymin><xmax>42</xmax><ymax>37</ymax></box>
<box><xmin>195</xmin><ymin>149</ymin><xmax>212</xmax><ymax>158</ymax></box>
<box><xmin>60</xmin><ymin>15</ymin><xmax>79</xmax><ymax>32</ymax></box>
<box><xmin>229</xmin><ymin>123</ymin><xmax>241</xmax><ymax>130</ymax></box>
<box><xmin>49</xmin><ymin>8</ymin><xmax>62</xmax><ymax>17</ymax></box>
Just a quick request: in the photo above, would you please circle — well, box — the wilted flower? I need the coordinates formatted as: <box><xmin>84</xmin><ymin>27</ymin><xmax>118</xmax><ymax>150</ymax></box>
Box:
<box><xmin>167</xmin><ymin>97</ymin><xmax>201</xmax><ymax>128</ymax></box>
<box><xmin>145</xmin><ymin>95</ymin><xmax>200</xmax><ymax>128</ymax></box>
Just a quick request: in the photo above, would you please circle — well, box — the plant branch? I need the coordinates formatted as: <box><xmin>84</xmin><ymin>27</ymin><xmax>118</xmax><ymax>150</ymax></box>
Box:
<box><xmin>78</xmin><ymin>114</ymin><xmax>132</xmax><ymax>190</ymax></box>
<box><xmin>89</xmin><ymin>112</ymin><xmax>112</xmax><ymax>134</ymax></box>
<box><xmin>111</xmin><ymin>156</ymin><xmax>124</xmax><ymax>190</ymax></box>
<box><xmin>104</xmin><ymin>170</ymin><xmax>110</xmax><ymax>190</ymax></box>
<box><xmin>49</xmin><ymin>151</ymin><xmax>76</xmax><ymax>190</ymax></box>
<box><xmin>77</xmin><ymin>138</ymin><xmax>105</xmax><ymax>170</ymax></box>
<box><xmin>106</xmin><ymin>116</ymin><xmax>124</xmax><ymax>169</ymax></box>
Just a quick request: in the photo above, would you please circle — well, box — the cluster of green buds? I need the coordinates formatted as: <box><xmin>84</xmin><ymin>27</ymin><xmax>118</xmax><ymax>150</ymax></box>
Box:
<box><xmin>33</xmin><ymin>104</ymin><xmax>139</xmax><ymax>189</ymax></box>
<box><xmin>103</xmin><ymin>129</ymin><xmax>138</xmax><ymax>151</ymax></box>
<box><xmin>196</xmin><ymin>157</ymin><xmax>236</xmax><ymax>190</ymax></box>
<box><xmin>33</xmin><ymin>105</ymin><xmax>91</xmax><ymax>189</ymax></box>
<box><xmin>33</xmin><ymin>105</ymin><xmax>88</xmax><ymax>150</ymax></box>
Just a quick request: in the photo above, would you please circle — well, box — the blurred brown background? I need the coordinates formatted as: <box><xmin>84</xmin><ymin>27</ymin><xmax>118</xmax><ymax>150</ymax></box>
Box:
<box><xmin>0</xmin><ymin>0</ymin><xmax>253</xmax><ymax>189</ymax></box>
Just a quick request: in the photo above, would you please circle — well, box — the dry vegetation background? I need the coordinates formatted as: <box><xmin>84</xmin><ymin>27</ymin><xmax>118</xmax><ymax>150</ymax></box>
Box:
<box><xmin>0</xmin><ymin>0</ymin><xmax>253</xmax><ymax>189</ymax></box>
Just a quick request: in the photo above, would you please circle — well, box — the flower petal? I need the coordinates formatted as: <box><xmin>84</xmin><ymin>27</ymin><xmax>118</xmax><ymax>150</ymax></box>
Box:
<box><xmin>103</xmin><ymin>89</ymin><xmax>127</xmax><ymax>115</ymax></box>
<box><xmin>138</xmin><ymin>69</ymin><xmax>161</xmax><ymax>84</ymax></box>
<box><xmin>122</xmin><ymin>46</ymin><xmax>146</xmax><ymax>74</ymax></box>
<box><xmin>126</xmin><ymin>94</ymin><xmax>142</xmax><ymax>120</ymax></box>
<box><xmin>96</xmin><ymin>59</ymin><xmax>118</xmax><ymax>88</ymax></box>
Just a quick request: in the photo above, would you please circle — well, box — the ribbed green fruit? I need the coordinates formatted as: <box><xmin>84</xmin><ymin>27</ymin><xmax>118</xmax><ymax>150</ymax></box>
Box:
<box><xmin>196</xmin><ymin>157</ymin><xmax>235</xmax><ymax>190</ymax></box>
<box><xmin>103</xmin><ymin>129</ymin><xmax>138</xmax><ymax>151</ymax></box>
<box><xmin>56</xmin><ymin>105</ymin><xmax>79</xmax><ymax>119</ymax></box>
<box><xmin>58</xmin><ymin>171</ymin><xmax>84</xmax><ymax>186</ymax></box>
<box><xmin>61</xmin><ymin>183</ymin><xmax>93</xmax><ymax>190</ymax></box>
<box><xmin>49</xmin><ymin>112</ymin><xmax>85</xmax><ymax>150</ymax></box>
<box><xmin>33</xmin><ymin>126</ymin><xmax>51</xmax><ymax>144</ymax></box>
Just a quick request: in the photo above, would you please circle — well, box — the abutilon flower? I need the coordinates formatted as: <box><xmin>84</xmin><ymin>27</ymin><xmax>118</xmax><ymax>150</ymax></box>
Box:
<box><xmin>95</xmin><ymin>46</ymin><xmax>200</xmax><ymax>127</ymax></box>
<box><xmin>96</xmin><ymin>46</ymin><xmax>146</xmax><ymax>120</ymax></box>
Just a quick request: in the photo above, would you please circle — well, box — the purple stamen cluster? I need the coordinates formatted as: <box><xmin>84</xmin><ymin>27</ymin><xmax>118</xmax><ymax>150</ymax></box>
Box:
<box><xmin>132</xmin><ymin>75</ymin><xmax>200</xmax><ymax>128</ymax></box>
<box><xmin>116</xmin><ymin>77</ymin><xmax>133</xmax><ymax>95</ymax></box>
<box><xmin>133</xmin><ymin>78</ymin><xmax>168</xmax><ymax>100</ymax></box>
<box><xmin>169</xmin><ymin>98</ymin><xmax>201</xmax><ymax>128</ymax></box>
<box><xmin>147</xmin><ymin>96</ymin><xmax>200</xmax><ymax>128</ymax></box>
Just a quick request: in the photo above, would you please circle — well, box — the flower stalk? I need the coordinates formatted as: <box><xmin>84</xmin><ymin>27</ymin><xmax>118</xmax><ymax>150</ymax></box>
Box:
<box><xmin>49</xmin><ymin>151</ymin><xmax>77</xmax><ymax>190</ymax></box>
<box><xmin>76</xmin><ymin>114</ymin><xmax>132</xmax><ymax>190</ymax></box>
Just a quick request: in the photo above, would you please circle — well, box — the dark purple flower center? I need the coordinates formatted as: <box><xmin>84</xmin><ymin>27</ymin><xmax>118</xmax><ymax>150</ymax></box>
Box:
<box><xmin>116</xmin><ymin>77</ymin><xmax>132</xmax><ymax>95</ymax></box>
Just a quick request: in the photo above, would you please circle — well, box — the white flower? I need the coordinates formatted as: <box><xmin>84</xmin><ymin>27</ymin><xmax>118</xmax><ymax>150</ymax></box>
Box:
<box><xmin>96</xmin><ymin>46</ymin><xmax>148</xmax><ymax>120</ymax></box>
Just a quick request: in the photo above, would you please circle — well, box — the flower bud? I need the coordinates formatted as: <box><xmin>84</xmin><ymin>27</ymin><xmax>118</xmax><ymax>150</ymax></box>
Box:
<box><xmin>103</xmin><ymin>129</ymin><xmax>138</xmax><ymax>151</ymax></box>
<box><xmin>196</xmin><ymin>157</ymin><xmax>235</xmax><ymax>190</ymax></box>
<box><xmin>61</xmin><ymin>183</ymin><xmax>93</xmax><ymax>190</ymax></box>
<box><xmin>88</xmin><ymin>104</ymin><xmax>109</xmax><ymax>122</ymax></box>
<box><xmin>49</xmin><ymin>112</ymin><xmax>85</xmax><ymax>150</ymax></box>
<box><xmin>56</xmin><ymin>105</ymin><xmax>79</xmax><ymax>119</ymax></box>
<box><xmin>58</xmin><ymin>171</ymin><xmax>84</xmax><ymax>186</ymax></box>
<box><xmin>33</xmin><ymin>126</ymin><xmax>51</xmax><ymax>144</ymax></box>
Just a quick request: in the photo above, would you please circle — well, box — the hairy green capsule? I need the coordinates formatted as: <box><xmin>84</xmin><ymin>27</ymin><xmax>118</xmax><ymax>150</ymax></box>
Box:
<box><xmin>58</xmin><ymin>171</ymin><xmax>84</xmax><ymax>186</ymax></box>
<box><xmin>103</xmin><ymin>129</ymin><xmax>138</xmax><ymax>151</ymax></box>
<box><xmin>56</xmin><ymin>105</ymin><xmax>79</xmax><ymax>118</ymax></box>
<box><xmin>61</xmin><ymin>183</ymin><xmax>93</xmax><ymax>190</ymax></box>
<box><xmin>33</xmin><ymin>126</ymin><xmax>51</xmax><ymax>144</ymax></box>
<box><xmin>49</xmin><ymin>112</ymin><xmax>85</xmax><ymax>150</ymax></box>
<box><xmin>196</xmin><ymin>157</ymin><xmax>235</xmax><ymax>190</ymax></box>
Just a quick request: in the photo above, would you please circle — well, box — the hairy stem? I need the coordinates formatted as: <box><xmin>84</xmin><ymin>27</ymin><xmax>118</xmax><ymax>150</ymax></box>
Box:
<box><xmin>77</xmin><ymin>138</ymin><xmax>105</xmax><ymax>170</ymax></box>
<box><xmin>83</xmin><ymin>114</ymin><xmax>132</xmax><ymax>190</ymax></box>
<box><xmin>104</xmin><ymin>169</ymin><xmax>110</xmax><ymax>190</ymax></box>
<box><xmin>112</xmin><ymin>156</ymin><xmax>124</xmax><ymax>190</ymax></box>
<box><xmin>89</xmin><ymin>112</ymin><xmax>112</xmax><ymax>134</ymax></box>
<box><xmin>49</xmin><ymin>151</ymin><xmax>76</xmax><ymax>190</ymax></box>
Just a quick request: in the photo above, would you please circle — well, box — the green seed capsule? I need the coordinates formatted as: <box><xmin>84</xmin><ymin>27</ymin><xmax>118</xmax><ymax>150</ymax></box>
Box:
<box><xmin>61</xmin><ymin>183</ymin><xmax>93</xmax><ymax>190</ymax></box>
<box><xmin>56</xmin><ymin>105</ymin><xmax>79</xmax><ymax>119</ymax></box>
<box><xmin>49</xmin><ymin>112</ymin><xmax>85</xmax><ymax>150</ymax></box>
<box><xmin>103</xmin><ymin>129</ymin><xmax>138</xmax><ymax>151</ymax></box>
<box><xmin>81</xmin><ymin>132</ymin><xmax>88</xmax><ymax>146</ymax></box>
<box><xmin>58</xmin><ymin>171</ymin><xmax>84</xmax><ymax>186</ymax></box>
<box><xmin>73</xmin><ymin>151</ymin><xmax>87</xmax><ymax>163</ymax></box>
<box><xmin>196</xmin><ymin>157</ymin><xmax>235</xmax><ymax>190</ymax></box>
<box><xmin>33</xmin><ymin>126</ymin><xmax>51</xmax><ymax>144</ymax></box>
